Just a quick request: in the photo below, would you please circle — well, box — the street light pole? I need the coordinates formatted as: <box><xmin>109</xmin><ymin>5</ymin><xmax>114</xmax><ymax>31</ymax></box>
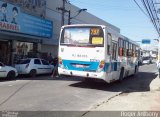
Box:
<box><xmin>68</xmin><ymin>9</ymin><xmax>87</xmax><ymax>25</ymax></box>
<box><xmin>62</xmin><ymin>0</ymin><xmax>65</xmax><ymax>26</ymax></box>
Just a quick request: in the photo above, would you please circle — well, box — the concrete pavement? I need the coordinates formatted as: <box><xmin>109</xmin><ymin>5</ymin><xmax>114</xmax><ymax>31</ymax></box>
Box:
<box><xmin>92</xmin><ymin>71</ymin><xmax>160</xmax><ymax>111</ymax></box>
<box><xmin>150</xmin><ymin>74</ymin><xmax>160</xmax><ymax>91</ymax></box>
<box><xmin>0</xmin><ymin>64</ymin><xmax>159</xmax><ymax>112</ymax></box>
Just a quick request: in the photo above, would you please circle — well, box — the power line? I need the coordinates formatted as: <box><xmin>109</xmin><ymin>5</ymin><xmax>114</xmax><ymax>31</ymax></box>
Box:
<box><xmin>133</xmin><ymin>0</ymin><xmax>150</xmax><ymax>18</ymax></box>
<box><xmin>141</xmin><ymin>0</ymin><xmax>160</xmax><ymax>36</ymax></box>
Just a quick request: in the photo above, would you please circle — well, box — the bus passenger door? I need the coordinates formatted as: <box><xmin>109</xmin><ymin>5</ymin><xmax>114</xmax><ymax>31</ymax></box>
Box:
<box><xmin>111</xmin><ymin>42</ymin><xmax>120</xmax><ymax>80</ymax></box>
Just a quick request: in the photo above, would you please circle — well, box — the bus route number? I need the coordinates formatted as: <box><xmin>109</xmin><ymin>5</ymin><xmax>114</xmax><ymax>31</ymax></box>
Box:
<box><xmin>91</xmin><ymin>28</ymin><xmax>100</xmax><ymax>35</ymax></box>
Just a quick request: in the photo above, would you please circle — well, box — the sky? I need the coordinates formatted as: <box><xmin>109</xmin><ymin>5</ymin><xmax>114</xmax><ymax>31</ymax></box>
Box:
<box><xmin>70</xmin><ymin>0</ymin><xmax>159</xmax><ymax>42</ymax></box>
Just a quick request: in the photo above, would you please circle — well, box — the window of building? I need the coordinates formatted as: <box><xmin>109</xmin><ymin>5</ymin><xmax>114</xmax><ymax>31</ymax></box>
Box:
<box><xmin>15</xmin><ymin>42</ymin><xmax>38</xmax><ymax>59</ymax></box>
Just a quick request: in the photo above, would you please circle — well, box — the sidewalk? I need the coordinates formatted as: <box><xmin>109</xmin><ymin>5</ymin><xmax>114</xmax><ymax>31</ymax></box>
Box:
<box><xmin>150</xmin><ymin>75</ymin><xmax>160</xmax><ymax>91</ymax></box>
<box><xmin>93</xmin><ymin>76</ymin><xmax>160</xmax><ymax>111</ymax></box>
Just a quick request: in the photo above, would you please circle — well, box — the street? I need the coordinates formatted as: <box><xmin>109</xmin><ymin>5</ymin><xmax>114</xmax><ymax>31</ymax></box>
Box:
<box><xmin>0</xmin><ymin>64</ymin><xmax>158</xmax><ymax>112</ymax></box>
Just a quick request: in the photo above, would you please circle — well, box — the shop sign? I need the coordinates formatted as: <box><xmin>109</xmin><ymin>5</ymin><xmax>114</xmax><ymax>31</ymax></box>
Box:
<box><xmin>0</xmin><ymin>1</ymin><xmax>53</xmax><ymax>38</ymax></box>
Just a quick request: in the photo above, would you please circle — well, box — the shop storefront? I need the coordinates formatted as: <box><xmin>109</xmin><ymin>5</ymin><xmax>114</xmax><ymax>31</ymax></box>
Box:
<box><xmin>13</xmin><ymin>41</ymin><xmax>39</xmax><ymax>64</ymax></box>
<box><xmin>0</xmin><ymin>1</ymin><xmax>53</xmax><ymax>65</ymax></box>
<box><xmin>0</xmin><ymin>39</ymin><xmax>12</xmax><ymax>65</ymax></box>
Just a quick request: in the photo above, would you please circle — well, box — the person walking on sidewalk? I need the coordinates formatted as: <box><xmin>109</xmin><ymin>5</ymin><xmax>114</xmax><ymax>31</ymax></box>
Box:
<box><xmin>156</xmin><ymin>60</ymin><xmax>160</xmax><ymax>78</ymax></box>
<box><xmin>51</xmin><ymin>56</ymin><xmax>58</xmax><ymax>78</ymax></box>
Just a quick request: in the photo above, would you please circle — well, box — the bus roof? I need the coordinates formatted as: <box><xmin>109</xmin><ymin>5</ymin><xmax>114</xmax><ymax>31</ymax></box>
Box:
<box><xmin>62</xmin><ymin>24</ymin><xmax>106</xmax><ymax>28</ymax></box>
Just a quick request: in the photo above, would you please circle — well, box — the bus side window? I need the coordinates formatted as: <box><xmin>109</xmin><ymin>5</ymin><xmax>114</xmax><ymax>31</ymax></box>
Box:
<box><xmin>127</xmin><ymin>42</ymin><xmax>133</xmax><ymax>57</ymax></box>
<box><xmin>133</xmin><ymin>45</ymin><xmax>136</xmax><ymax>57</ymax></box>
<box><xmin>112</xmin><ymin>42</ymin><xmax>117</xmax><ymax>60</ymax></box>
<box><xmin>123</xmin><ymin>40</ymin><xmax>126</xmax><ymax>57</ymax></box>
<box><xmin>126</xmin><ymin>41</ymin><xmax>129</xmax><ymax>57</ymax></box>
<box><xmin>107</xmin><ymin>33</ymin><xmax>112</xmax><ymax>55</ymax></box>
<box><xmin>118</xmin><ymin>38</ymin><xmax>123</xmax><ymax>56</ymax></box>
<box><xmin>135</xmin><ymin>46</ymin><xmax>139</xmax><ymax>57</ymax></box>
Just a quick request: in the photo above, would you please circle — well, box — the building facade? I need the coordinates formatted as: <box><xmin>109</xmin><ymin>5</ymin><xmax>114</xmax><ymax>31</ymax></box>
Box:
<box><xmin>0</xmin><ymin>0</ymin><xmax>52</xmax><ymax>65</ymax></box>
<box><xmin>0</xmin><ymin>0</ymin><xmax>120</xmax><ymax>65</ymax></box>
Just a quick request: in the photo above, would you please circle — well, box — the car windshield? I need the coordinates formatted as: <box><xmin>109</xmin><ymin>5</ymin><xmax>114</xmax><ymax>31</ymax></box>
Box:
<box><xmin>17</xmin><ymin>59</ymin><xmax>31</xmax><ymax>64</ymax></box>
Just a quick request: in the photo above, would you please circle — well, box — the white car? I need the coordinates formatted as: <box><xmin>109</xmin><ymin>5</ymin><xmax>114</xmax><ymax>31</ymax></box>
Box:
<box><xmin>142</xmin><ymin>57</ymin><xmax>152</xmax><ymax>64</ymax></box>
<box><xmin>0</xmin><ymin>62</ymin><xmax>18</xmax><ymax>78</ymax></box>
<box><xmin>15</xmin><ymin>58</ymin><xmax>54</xmax><ymax>77</ymax></box>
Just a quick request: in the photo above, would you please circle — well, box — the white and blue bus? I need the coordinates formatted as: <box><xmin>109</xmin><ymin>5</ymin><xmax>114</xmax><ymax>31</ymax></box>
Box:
<box><xmin>58</xmin><ymin>24</ymin><xmax>140</xmax><ymax>83</ymax></box>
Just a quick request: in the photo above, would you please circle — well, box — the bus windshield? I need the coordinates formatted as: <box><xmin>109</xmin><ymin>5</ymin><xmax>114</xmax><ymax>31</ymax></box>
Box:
<box><xmin>60</xmin><ymin>26</ymin><xmax>104</xmax><ymax>47</ymax></box>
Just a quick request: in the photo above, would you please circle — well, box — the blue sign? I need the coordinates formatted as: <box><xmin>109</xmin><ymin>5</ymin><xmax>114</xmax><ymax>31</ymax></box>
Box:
<box><xmin>142</xmin><ymin>39</ymin><xmax>151</xmax><ymax>44</ymax></box>
<box><xmin>0</xmin><ymin>1</ymin><xmax>52</xmax><ymax>38</ymax></box>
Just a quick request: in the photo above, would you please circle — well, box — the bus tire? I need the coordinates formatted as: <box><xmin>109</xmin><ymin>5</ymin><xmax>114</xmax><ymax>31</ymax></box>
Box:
<box><xmin>119</xmin><ymin>68</ymin><xmax>124</xmax><ymax>81</ymax></box>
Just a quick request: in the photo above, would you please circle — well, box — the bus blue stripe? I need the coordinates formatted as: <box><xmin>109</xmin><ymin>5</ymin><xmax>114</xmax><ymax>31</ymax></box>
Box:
<box><xmin>62</xmin><ymin>60</ymin><xmax>99</xmax><ymax>71</ymax></box>
<box><xmin>60</xmin><ymin>59</ymin><xmax>121</xmax><ymax>72</ymax></box>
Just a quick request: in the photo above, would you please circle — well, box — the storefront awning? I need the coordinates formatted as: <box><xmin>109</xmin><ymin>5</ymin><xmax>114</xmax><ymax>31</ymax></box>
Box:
<box><xmin>0</xmin><ymin>30</ymin><xmax>43</xmax><ymax>43</ymax></box>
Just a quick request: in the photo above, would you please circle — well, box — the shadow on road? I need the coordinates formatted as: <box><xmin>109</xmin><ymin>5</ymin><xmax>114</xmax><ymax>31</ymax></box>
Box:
<box><xmin>0</xmin><ymin>67</ymin><xmax>157</xmax><ymax>94</ymax></box>
<box><xmin>69</xmin><ymin>72</ymin><xmax>157</xmax><ymax>93</ymax></box>
<box><xmin>0</xmin><ymin>74</ymin><xmax>84</xmax><ymax>82</ymax></box>
<box><xmin>0</xmin><ymin>74</ymin><xmax>53</xmax><ymax>82</ymax></box>
<box><xmin>0</xmin><ymin>78</ymin><xmax>16</xmax><ymax>82</ymax></box>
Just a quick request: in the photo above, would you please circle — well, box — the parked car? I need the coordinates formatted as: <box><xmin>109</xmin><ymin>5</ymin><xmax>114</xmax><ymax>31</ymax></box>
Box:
<box><xmin>0</xmin><ymin>62</ymin><xmax>18</xmax><ymax>78</ymax></box>
<box><xmin>15</xmin><ymin>58</ymin><xmax>54</xmax><ymax>77</ymax></box>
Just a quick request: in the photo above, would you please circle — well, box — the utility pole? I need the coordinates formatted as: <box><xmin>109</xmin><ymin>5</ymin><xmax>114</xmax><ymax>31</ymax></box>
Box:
<box><xmin>62</xmin><ymin>0</ymin><xmax>65</xmax><ymax>26</ymax></box>
<box><xmin>68</xmin><ymin>10</ymin><xmax>71</xmax><ymax>25</ymax></box>
<box><xmin>57</xmin><ymin>0</ymin><xmax>67</xmax><ymax>26</ymax></box>
<box><xmin>57</xmin><ymin>1</ymin><xmax>87</xmax><ymax>25</ymax></box>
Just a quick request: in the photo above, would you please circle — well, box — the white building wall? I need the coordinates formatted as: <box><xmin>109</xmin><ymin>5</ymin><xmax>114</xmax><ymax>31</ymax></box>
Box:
<box><xmin>41</xmin><ymin>0</ymin><xmax>120</xmax><ymax>56</ymax></box>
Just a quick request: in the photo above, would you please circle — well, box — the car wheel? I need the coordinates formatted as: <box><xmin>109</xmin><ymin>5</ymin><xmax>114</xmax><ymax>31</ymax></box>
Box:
<box><xmin>7</xmin><ymin>71</ymin><xmax>16</xmax><ymax>79</ymax></box>
<box><xmin>29</xmin><ymin>69</ymin><xmax>36</xmax><ymax>77</ymax></box>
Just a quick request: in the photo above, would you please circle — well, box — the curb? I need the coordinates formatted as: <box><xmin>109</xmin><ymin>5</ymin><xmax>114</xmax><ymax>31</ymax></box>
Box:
<box><xmin>150</xmin><ymin>75</ymin><xmax>160</xmax><ymax>91</ymax></box>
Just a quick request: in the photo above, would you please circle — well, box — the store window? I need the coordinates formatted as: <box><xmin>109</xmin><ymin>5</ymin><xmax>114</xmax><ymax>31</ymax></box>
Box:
<box><xmin>14</xmin><ymin>42</ymin><xmax>38</xmax><ymax>64</ymax></box>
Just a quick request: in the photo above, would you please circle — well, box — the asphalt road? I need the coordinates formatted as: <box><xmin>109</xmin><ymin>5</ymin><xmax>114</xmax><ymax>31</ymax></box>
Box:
<box><xmin>0</xmin><ymin>64</ymin><xmax>158</xmax><ymax>113</ymax></box>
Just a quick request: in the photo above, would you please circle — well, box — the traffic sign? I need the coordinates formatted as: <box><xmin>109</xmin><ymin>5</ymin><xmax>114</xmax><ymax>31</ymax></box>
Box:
<box><xmin>142</xmin><ymin>39</ymin><xmax>151</xmax><ymax>44</ymax></box>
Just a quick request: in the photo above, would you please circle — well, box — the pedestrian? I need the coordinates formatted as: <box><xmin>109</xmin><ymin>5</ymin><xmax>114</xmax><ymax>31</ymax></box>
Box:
<box><xmin>156</xmin><ymin>60</ymin><xmax>160</xmax><ymax>78</ymax></box>
<box><xmin>47</xmin><ymin>53</ymin><xmax>53</xmax><ymax>64</ymax></box>
<box><xmin>51</xmin><ymin>56</ymin><xmax>58</xmax><ymax>78</ymax></box>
